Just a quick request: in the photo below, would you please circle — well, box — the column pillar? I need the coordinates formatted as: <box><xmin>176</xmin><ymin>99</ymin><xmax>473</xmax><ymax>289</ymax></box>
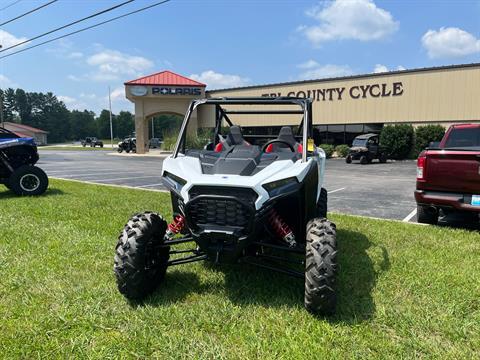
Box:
<box><xmin>134</xmin><ymin>100</ymin><xmax>148</xmax><ymax>154</ymax></box>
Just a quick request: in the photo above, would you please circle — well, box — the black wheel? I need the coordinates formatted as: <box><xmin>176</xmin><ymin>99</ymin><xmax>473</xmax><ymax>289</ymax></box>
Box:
<box><xmin>100</xmin><ymin>144</ymin><xmax>104</xmax><ymax>148</ymax></box>
<box><xmin>417</xmin><ymin>205</ymin><xmax>438</xmax><ymax>225</ymax></box>
<box><xmin>114</xmin><ymin>212</ymin><xmax>170</xmax><ymax>300</ymax></box>
<box><xmin>360</xmin><ymin>155</ymin><xmax>368</xmax><ymax>165</ymax></box>
<box><xmin>305</xmin><ymin>218</ymin><xmax>337</xmax><ymax>315</ymax></box>
<box><xmin>345</xmin><ymin>155</ymin><xmax>352</xmax><ymax>164</ymax></box>
<box><xmin>82</xmin><ymin>144</ymin><xmax>86</xmax><ymax>147</ymax></box>
<box><xmin>8</xmin><ymin>165</ymin><xmax>48</xmax><ymax>196</ymax></box>
<box><xmin>379</xmin><ymin>154</ymin><xmax>387</xmax><ymax>163</ymax></box>
<box><xmin>317</xmin><ymin>187</ymin><xmax>328</xmax><ymax>218</ymax></box>
<box><xmin>117</xmin><ymin>147</ymin><xmax>123</xmax><ymax>153</ymax></box>
<box><xmin>125</xmin><ymin>149</ymin><xmax>131</xmax><ymax>153</ymax></box>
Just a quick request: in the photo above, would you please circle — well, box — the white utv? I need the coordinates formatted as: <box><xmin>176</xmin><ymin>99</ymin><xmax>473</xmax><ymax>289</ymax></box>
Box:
<box><xmin>114</xmin><ymin>97</ymin><xmax>337</xmax><ymax>314</ymax></box>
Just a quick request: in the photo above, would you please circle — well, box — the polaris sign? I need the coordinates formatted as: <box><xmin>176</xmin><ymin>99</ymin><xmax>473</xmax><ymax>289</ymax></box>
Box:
<box><xmin>152</xmin><ymin>87</ymin><xmax>202</xmax><ymax>96</ymax></box>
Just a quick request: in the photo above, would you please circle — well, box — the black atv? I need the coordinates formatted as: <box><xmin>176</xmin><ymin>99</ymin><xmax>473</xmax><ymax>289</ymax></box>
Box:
<box><xmin>346</xmin><ymin>133</ymin><xmax>387</xmax><ymax>165</ymax></box>
<box><xmin>117</xmin><ymin>137</ymin><xmax>136</xmax><ymax>153</ymax></box>
<box><xmin>0</xmin><ymin>128</ymin><xmax>48</xmax><ymax>195</ymax></box>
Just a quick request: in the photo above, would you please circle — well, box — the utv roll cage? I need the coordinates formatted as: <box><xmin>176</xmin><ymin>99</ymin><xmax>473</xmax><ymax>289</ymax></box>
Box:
<box><xmin>173</xmin><ymin>97</ymin><xmax>314</xmax><ymax>162</ymax></box>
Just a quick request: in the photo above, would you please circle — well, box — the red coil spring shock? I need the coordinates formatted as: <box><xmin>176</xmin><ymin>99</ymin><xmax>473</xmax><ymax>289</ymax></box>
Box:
<box><xmin>268</xmin><ymin>209</ymin><xmax>296</xmax><ymax>247</ymax></box>
<box><xmin>165</xmin><ymin>215</ymin><xmax>185</xmax><ymax>240</ymax></box>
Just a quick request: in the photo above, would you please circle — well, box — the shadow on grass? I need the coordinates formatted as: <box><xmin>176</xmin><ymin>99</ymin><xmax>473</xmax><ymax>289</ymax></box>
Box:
<box><xmin>139</xmin><ymin>229</ymin><xmax>390</xmax><ymax>323</ymax></box>
<box><xmin>0</xmin><ymin>187</ymin><xmax>65</xmax><ymax>199</ymax></box>
<box><xmin>131</xmin><ymin>270</ymin><xmax>208</xmax><ymax>307</ymax></box>
<box><xmin>331</xmin><ymin>229</ymin><xmax>390</xmax><ymax>324</ymax></box>
<box><xmin>438</xmin><ymin>212</ymin><xmax>480</xmax><ymax>231</ymax></box>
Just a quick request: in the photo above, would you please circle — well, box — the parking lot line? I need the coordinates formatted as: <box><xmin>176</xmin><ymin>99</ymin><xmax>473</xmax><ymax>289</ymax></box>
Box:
<box><xmin>328</xmin><ymin>187</ymin><xmax>345</xmax><ymax>194</ymax></box>
<box><xmin>403</xmin><ymin>208</ymin><xmax>417</xmax><ymax>222</ymax></box>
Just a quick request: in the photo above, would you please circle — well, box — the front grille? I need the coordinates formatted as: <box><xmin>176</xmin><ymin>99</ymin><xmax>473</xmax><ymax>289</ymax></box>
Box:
<box><xmin>187</xmin><ymin>186</ymin><xmax>257</xmax><ymax>232</ymax></box>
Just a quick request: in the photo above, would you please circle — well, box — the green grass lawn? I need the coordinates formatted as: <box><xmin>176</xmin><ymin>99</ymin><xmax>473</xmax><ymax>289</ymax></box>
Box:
<box><xmin>0</xmin><ymin>180</ymin><xmax>479</xmax><ymax>359</ymax></box>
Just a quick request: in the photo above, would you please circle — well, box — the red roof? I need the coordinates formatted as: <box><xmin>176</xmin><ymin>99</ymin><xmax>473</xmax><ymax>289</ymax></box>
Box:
<box><xmin>4</xmin><ymin>122</ymin><xmax>48</xmax><ymax>134</ymax></box>
<box><xmin>125</xmin><ymin>70</ymin><xmax>206</xmax><ymax>87</ymax></box>
<box><xmin>12</xmin><ymin>131</ymin><xmax>31</xmax><ymax>138</ymax></box>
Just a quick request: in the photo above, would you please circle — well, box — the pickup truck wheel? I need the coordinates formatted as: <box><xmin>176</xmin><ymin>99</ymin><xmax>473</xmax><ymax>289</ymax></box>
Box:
<box><xmin>345</xmin><ymin>155</ymin><xmax>352</xmax><ymax>164</ymax></box>
<box><xmin>114</xmin><ymin>212</ymin><xmax>170</xmax><ymax>300</ymax></box>
<box><xmin>379</xmin><ymin>154</ymin><xmax>387</xmax><ymax>163</ymax></box>
<box><xmin>117</xmin><ymin>148</ymin><xmax>123</xmax><ymax>153</ymax></box>
<box><xmin>317</xmin><ymin>188</ymin><xmax>328</xmax><ymax>218</ymax></box>
<box><xmin>417</xmin><ymin>205</ymin><xmax>438</xmax><ymax>225</ymax></box>
<box><xmin>360</xmin><ymin>155</ymin><xmax>368</xmax><ymax>165</ymax></box>
<box><xmin>305</xmin><ymin>218</ymin><xmax>337</xmax><ymax>315</ymax></box>
<box><xmin>8</xmin><ymin>165</ymin><xmax>48</xmax><ymax>196</ymax></box>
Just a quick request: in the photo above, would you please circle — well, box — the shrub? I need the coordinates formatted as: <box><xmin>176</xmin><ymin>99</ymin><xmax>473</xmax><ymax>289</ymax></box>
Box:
<box><xmin>380</xmin><ymin>124</ymin><xmax>414</xmax><ymax>160</ymax></box>
<box><xmin>318</xmin><ymin>144</ymin><xmax>334</xmax><ymax>158</ymax></box>
<box><xmin>414</xmin><ymin>125</ymin><xmax>445</xmax><ymax>156</ymax></box>
<box><xmin>334</xmin><ymin>144</ymin><xmax>350</xmax><ymax>158</ymax></box>
<box><xmin>161</xmin><ymin>130</ymin><xmax>178</xmax><ymax>151</ymax></box>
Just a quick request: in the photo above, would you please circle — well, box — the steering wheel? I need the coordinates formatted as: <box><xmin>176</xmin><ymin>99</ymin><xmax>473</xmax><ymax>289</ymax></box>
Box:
<box><xmin>261</xmin><ymin>139</ymin><xmax>295</xmax><ymax>153</ymax></box>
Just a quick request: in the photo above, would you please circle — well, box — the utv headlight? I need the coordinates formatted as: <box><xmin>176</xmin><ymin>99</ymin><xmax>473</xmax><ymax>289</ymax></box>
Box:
<box><xmin>162</xmin><ymin>171</ymin><xmax>187</xmax><ymax>193</ymax></box>
<box><xmin>262</xmin><ymin>177</ymin><xmax>299</xmax><ymax>197</ymax></box>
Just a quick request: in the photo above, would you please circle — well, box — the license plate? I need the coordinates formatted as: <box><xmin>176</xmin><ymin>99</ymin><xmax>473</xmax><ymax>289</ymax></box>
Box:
<box><xmin>472</xmin><ymin>195</ymin><xmax>480</xmax><ymax>206</ymax></box>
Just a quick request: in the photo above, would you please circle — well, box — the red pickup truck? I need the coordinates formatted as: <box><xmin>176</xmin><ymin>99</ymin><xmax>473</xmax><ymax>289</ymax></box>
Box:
<box><xmin>415</xmin><ymin>123</ymin><xmax>480</xmax><ymax>224</ymax></box>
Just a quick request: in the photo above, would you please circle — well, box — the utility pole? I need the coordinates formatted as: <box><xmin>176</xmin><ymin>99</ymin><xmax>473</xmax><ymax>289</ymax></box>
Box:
<box><xmin>0</xmin><ymin>93</ymin><xmax>4</xmax><ymax>129</ymax></box>
<box><xmin>108</xmin><ymin>86</ymin><xmax>113</xmax><ymax>149</ymax></box>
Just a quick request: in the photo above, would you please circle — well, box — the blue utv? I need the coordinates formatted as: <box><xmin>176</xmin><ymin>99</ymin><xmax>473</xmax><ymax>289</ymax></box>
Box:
<box><xmin>0</xmin><ymin>127</ymin><xmax>48</xmax><ymax>195</ymax></box>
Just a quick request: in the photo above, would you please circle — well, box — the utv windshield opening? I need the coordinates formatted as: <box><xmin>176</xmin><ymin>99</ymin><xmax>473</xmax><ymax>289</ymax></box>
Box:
<box><xmin>174</xmin><ymin>97</ymin><xmax>313</xmax><ymax>163</ymax></box>
<box><xmin>352</xmin><ymin>139</ymin><xmax>367</xmax><ymax>147</ymax></box>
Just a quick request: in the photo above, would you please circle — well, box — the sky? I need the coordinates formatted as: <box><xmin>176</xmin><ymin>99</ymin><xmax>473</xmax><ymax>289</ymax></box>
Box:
<box><xmin>0</xmin><ymin>0</ymin><xmax>479</xmax><ymax>115</ymax></box>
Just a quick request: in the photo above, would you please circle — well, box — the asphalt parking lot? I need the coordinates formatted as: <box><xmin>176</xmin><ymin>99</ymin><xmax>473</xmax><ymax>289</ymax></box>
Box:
<box><xmin>36</xmin><ymin>150</ymin><xmax>419</xmax><ymax>222</ymax></box>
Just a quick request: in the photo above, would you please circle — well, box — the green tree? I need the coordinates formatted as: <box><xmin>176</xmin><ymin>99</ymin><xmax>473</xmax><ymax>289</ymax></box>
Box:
<box><xmin>96</xmin><ymin>109</ymin><xmax>113</xmax><ymax>139</ymax></box>
<box><xmin>14</xmin><ymin>89</ymin><xmax>32</xmax><ymax>124</ymax></box>
<box><xmin>0</xmin><ymin>88</ymin><xmax>17</xmax><ymax>122</ymax></box>
<box><xmin>380</xmin><ymin>124</ymin><xmax>414</xmax><ymax>160</ymax></box>
<box><xmin>33</xmin><ymin>92</ymin><xmax>70</xmax><ymax>143</ymax></box>
<box><xmin>151</xmin><ymin>114</ymin><xmax>183</xmax><ymax>139</ymax></box>
<box><xmin>115</xmin><ymin>111</ymin><xmax>135</xmax><ymax>139</ymax></box>
<box><xmin>414</xmin><ymin>125</ymin><xmax>445</xmax><ymax>156</ymax></box>
<box><xmin>69</xmin><ymin>110</ymin><xmax>96</xmax><ymax>140</ymax></box>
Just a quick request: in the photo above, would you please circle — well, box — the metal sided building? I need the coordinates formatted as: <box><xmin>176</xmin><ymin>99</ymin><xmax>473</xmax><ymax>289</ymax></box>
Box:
<box><xmin>125</xmin><ymin>63</ymin><xmax>480</xmax><ymax>154</ymax></box>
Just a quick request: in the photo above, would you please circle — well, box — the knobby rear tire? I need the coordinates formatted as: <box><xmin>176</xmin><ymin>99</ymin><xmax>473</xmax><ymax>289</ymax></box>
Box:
<box><xmin>305</xmin><ymin>218</ymin><xmax>337</xmax><ymax>315</ymax></box>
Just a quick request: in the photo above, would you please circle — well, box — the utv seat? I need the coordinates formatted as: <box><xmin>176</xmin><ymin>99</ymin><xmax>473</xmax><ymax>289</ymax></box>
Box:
<box><xmin>265</xmin><ymin>126</ymin><xmax>303</xmax><ymax>153</ymax></box>
<box><xmin>214</xmin><ymin>126</ymin><xmax>249</xmax><ymax>152</ymax></box>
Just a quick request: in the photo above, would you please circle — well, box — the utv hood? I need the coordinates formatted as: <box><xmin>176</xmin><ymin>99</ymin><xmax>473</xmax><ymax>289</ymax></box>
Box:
<box><xmin>0</xmin><ymin>137</ymin><xmax>36</xmax><ymax>149</ymax></box>
<box><xmin>162</xmin><ymin>154</ymin><xmax>323</xmax><ymax>210</ymax></box>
